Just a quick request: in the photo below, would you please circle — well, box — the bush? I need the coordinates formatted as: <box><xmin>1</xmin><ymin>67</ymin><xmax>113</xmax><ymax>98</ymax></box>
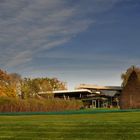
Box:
<box><xmin>0</xmin><ymin>97</ymin><xmax>82</xmax><ymax>112</ymax></box>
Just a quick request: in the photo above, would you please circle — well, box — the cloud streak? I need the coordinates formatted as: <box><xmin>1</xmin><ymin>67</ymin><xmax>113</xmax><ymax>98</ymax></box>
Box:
<box><xmin>0</xmin><ymin>0</ymin><xmax>95</xmax><ymax>68</ymax></box>
<box><xmin>0</xmin><ymin>0</ymin><xmax>130</xmax><ymax>68</ymax></box>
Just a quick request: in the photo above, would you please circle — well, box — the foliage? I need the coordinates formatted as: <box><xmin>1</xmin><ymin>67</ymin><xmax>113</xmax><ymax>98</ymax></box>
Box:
<box><xmin>0</xmin><ymin>68</ymin><xmax>67</xmax><ymax>98</ymax></box>
<box><xmin>0</xmin><ymin>97</ymin><xmax>82</xmax><ymax>112</ymax></box>
<box><xmin>0</xmin><ymin>68</ymin><xmax>70</xmax><ymax>112</ymax></box>
<box><xmin>21</xmin><ymin>77</ymin><xmax>67</xmax><ymax>99</ymax></box>
<box><xmin>0</xmin><ymin>69</ymin><xmax>17</xmax><ymax>97</ymax></box>
<box><xmin>121</xmin><ymin>65</ymin><xmax>140</xmax><ymax>87</ymax></box>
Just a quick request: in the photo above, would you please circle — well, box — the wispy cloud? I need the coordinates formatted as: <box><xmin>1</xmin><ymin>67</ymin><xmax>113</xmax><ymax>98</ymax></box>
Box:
<box><xmin>0</xmin><ymin>0</ymin><xmax>94</xmax><ymax>68</ymax></box>
<box><xmin>0</xmin><ymin>0</ymin><xmax>130</xmax><ymax>68</ymax></box>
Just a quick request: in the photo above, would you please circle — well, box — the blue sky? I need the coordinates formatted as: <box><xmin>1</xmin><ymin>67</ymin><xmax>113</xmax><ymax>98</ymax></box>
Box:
<box><xmin>0</xmin><ymin>0</ymin><xmax>140</xmax><ymax>89</ymax></box>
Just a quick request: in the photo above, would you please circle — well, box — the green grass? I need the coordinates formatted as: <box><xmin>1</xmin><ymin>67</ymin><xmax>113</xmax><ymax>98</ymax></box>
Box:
<box><xmin>0</xmin><ymin>110</ymin><xmax>140</xmax><ymax>140</ymax></box>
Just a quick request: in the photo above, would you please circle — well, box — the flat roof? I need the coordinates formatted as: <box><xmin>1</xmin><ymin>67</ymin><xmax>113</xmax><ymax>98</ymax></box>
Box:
<box><xmin>76</xmin><ymin>84</ymin><xmax>122</xmax><ymax>91</ymax></box>
<box><xmin>53</xmin><ymin>89</ymin><xmax>92</xmax><ymax>94</ymax></box>
<box><xmin>38</xmin><ymin>89</ymin><xmax>92</xmax><ymax>95</ymax></box>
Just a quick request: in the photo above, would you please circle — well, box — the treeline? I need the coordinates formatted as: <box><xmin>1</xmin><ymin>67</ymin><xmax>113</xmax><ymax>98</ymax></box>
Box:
<box><xmin>21</xmin><ymin>77</ymin><xmax>67</xmax><ymax>99</ymax></box>
<box><xmin>0</xmin><ymin>69</ymin><xmax>82</xmax><ymax>112</ymax></box>
<box><xmin>0</xmin><ymin>69</ymin><xmax>67</xmax><ymax>98</ymax></box>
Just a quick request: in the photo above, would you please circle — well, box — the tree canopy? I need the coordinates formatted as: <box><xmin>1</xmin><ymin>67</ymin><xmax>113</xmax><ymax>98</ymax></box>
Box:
<box><xmin>121</xmin><ymin>66</ymin><xmax>140</xmax><ymax>87</ymax></box>
<box><xmin>0</xmin><ymin>69</ymin><xmax>67</xmax><ymax>98</ymax></box>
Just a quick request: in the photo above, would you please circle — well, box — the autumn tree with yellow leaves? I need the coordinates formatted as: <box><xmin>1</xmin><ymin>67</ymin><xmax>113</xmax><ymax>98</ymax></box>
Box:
<box><xmin>0</xmin><ymin>69</ymin><xmax>17</xmax><ymax>97</ymax></box>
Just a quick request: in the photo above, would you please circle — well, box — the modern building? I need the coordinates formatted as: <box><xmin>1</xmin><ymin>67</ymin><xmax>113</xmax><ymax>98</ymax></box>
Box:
<box><xmin>38</xmin><ymin>84</ymin><xmax>122</xmax><ymax>108</ymax></box>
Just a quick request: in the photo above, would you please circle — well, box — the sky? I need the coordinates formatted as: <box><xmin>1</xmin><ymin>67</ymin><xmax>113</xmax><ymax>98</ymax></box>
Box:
<box><xmin>0</xmin><ymin>0</ymin><xmax>140</xmax><ymax>89</ymax></box>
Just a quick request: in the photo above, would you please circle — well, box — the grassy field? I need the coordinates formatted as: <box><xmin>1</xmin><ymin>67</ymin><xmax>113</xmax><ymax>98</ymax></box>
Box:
<box><xmin>0</xmin><ymin>110</ymin><xmax>140</xmax><ymax>140</ymax></box>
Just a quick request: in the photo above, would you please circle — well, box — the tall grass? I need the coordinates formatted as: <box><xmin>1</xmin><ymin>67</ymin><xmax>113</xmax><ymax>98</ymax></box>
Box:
<box><xmin>0</xmin><ymin>97</ymin><xmax>82</xmax><ymax>112</ymax></box>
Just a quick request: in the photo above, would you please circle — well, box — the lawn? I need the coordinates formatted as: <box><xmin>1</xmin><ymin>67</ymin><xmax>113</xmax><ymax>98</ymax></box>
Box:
<box><xmin>0</xmin><ymin>110</ymin><xmax>140</xmax><ymax>140</ymax></box>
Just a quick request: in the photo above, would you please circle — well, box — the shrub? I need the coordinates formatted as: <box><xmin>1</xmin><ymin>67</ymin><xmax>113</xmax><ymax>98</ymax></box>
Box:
<box><xmin>0</xmin><ymin>97</ymin><xmax>82</xmax><ymax>112</ymax></box>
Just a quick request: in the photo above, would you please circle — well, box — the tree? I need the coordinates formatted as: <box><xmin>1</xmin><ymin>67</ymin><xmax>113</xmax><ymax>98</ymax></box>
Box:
<box><xmin>21</xmin><ymin>77</ymin><xmax>67</xmax><ymax>99</ymax></box>
<box><xmin>0</xmin><ymin>69</ymin><xmax>16</xmax><ymax>97</ymax></box>
<box><xmin>0</xmin><ymin>69</ymin><xmax>10</xmax><ymax>84</ymax></box>
<box><xmin>9</xmin><ymin>73</ymin><xmax>22</xmax><ymax>83</ymax></box>
<box><xmin>0</xmin><ymin>68</ymin><xmax>67</xmax><ymax>98</ymax></box>
<box><xmin>9</xmin><ymin>73</ymin><xmax>22</xmax><ymax>96</ymax></box>
<box><xmin>21</xmin><ymin>78</ymin><xmax>40</xmax><ymax>99</ymax></box>
<box><xmin>121</xmin><ymin>65</ymin><xmax>140</xmax><ymax>87</ymax></box>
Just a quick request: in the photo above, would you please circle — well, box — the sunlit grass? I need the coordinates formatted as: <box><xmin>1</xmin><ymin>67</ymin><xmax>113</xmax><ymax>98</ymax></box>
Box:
<box><xmin>0</xmin><ymin>110</ymin><xmax>140</xmax><ymax>140</ymax></box>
